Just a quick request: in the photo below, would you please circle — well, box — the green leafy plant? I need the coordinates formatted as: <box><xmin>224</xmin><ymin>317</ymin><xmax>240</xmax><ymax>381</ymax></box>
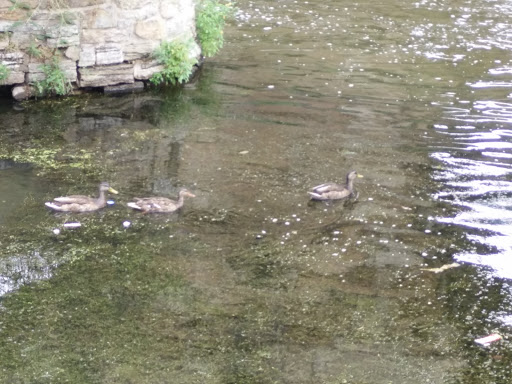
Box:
<box><xmin>150</xmin><ymin>39</ymin><xmax>198</xmax><ymax>86</ymax></box>
<box><xmin>196</xmin><ymin>0</ymin><xmax>233</xmax><ymax>57</ymax></box>
<box><xmin>8</xmin><ymin>0</ymin><xmax>31</xmax><ymax>11</ymax></box>
<box><xmin>34</xmin><ymin>57</ymin><xmax>72</xmax><ymax>96</ymax></box>
<box><xmin>27</xmin><ymin>41</ymin><xmax>42</xmax><ymax>58</ymax></box>
<box><xmin>0</xmin><ymin>63</ymin><xmax>10</xmax><ymax>83</ymax></box>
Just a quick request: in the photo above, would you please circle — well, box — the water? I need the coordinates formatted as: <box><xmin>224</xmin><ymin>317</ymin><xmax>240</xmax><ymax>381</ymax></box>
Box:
<box><xmin>1</xmin><ymin>0</ymin><xmax>512</xmax><ymax>382</ymax></box>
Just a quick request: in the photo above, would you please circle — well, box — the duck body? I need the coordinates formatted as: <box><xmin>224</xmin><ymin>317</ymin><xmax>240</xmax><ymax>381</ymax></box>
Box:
<box><xmin>127</xmin><ymin>189</ymin><xmax>195</xmax><ymax>213</ymax></box>
<box><xmin>45</xmin><ymin>182</ymin><xmax>118</xmax><ymax>212</ymax></box>
<box><xmin>308</xmin><ymin>170</ymin><xmax>361</xmax><ymax>201</ymax></box>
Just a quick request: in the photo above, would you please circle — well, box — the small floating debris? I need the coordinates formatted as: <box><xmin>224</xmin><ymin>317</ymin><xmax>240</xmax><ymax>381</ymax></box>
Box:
<box><xmin>475</xmin><ymin>334</ymin><xmax>502</xmax><ymax>347</ymax></box>
<box><xmin>52</xmin><ymin>228</ymin><xmax>60</xmax><ymax>235</ymax></box>
<box><xmin>123</xmin><ymin>221</ymin><xmax>131</xmax><ymax>228</ymax></box>
<box><xmin>63</xmin><ymin>222</ymin><xmax>81</xmax><ymax>229</ymax></box>
<box><xmin>420</xmin><ymin>262</ymin><xmax>460</xmax><ymax>274</ymax></box>
<box><xmin>107</xmin><ymin>200</ymin><xmax>115</xmax><ymax>205</ymax></box>
<box><xmin>267</xmin><ymin>85</ymin><xmax>275</xmax><ymax>89</ymax></box>
<box><xmin>239</xmin><ymin>150</ymin><xmax>249</xmax><ymax>155</ymax></box>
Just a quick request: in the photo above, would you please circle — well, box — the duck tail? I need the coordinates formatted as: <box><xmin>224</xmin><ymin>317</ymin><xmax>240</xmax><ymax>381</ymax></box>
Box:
<box><xmin>127</xmin><ymin>202</ymin><xmax>142</xmax><ymax>210</ymax></box>
<box><xmin>45</xmin><ymin>202</ymin><xmax>63</xmax><ymax>211</ymax></box>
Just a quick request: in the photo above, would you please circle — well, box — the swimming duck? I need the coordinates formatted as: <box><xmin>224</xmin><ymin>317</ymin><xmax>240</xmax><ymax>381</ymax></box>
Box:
<box><xmin>45</xmin><ymin>182</ymin><xmax>118</xmax><ymax>212</ymax></box>
<box><xmin>126</xmin><ymin>188</ymin><xmax>195</xmax><ymax>213</ymax></box>
<box><xmin>308</xmin><ymin>170</ymin><xmax>362</xmax><ymax>200</ymax></box>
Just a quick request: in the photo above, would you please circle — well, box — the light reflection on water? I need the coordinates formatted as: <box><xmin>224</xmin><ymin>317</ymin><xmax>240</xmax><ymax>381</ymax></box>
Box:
<box><xmin>432</xmin><ymin>98</ymin><xmax>512</xmax><ymax>281</ymax></box>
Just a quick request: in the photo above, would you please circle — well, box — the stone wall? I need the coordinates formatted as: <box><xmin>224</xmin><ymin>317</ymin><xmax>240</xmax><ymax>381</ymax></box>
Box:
<box><xmin>0</xmin><ymin>0</ymin><xmax>201</xmax><ymax>100</ymax></box>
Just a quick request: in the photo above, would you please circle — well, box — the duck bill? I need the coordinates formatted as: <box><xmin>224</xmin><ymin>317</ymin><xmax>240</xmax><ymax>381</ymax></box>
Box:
<box><xmin>357</xmin><ymin>174</ymin><xmax>364</xmax><ymax>178</ymax></box>
<box><xmin>108</xmin><ymin>187</ymin><xmax>119</xmax><ymax>194</ymax></box>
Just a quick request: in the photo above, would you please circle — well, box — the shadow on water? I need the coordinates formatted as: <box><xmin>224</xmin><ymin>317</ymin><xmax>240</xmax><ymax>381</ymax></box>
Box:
<box><xmin>2</xmin><ymin>0</ymin><xmax>512</xmax><ymax>383</ymax></box>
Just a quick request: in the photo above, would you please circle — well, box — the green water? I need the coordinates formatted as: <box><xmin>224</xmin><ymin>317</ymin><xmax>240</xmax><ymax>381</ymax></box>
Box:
<box><xmin>2</xmin><ymin>0</ymin><xmax>512</xmax><ymax>382</ymax></box>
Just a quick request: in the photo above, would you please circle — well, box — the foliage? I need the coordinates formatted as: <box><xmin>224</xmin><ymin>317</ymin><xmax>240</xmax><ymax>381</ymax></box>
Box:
<box><xmin>0</xmin><ymin>63</ymin><xmax>10</xmax><ymax>83</ymax></box>
<box><xmin>34</xmin><ymin>57</ymin><xmax>72</xmax><ymax>96</ymax></box>
<box><xmin>27</xmin><ymin>42</ymin><xmax>42</xmax><ymax>58</ymax></box>
<box><xmin>150</xmin><ymin>40</ymin><xmax>198</xmax><ymax>86</ymax></box>
<box><xmin>196</xmin><ymin>0</ymin><xmax>234</xmax><ymax>57</ymax></box>
<box><xmin>8</xmin><ymin>0</ymin><xmax>31</xmax><ymax>11</ymax></box>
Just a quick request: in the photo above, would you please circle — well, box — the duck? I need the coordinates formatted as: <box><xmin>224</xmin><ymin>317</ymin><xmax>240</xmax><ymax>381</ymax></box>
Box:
<box><xmin>126</xmin><ymin>188</ymin><xmax>195</xmax><ymax>213</ymax></box>
<box><xmin>45</xmin><ymin>182</ymin><xmax>118</xmax><ymax>212</ymax></box>
<box><xmin>308</xmin><ymin>170</ymin><xmax>362</xmax><ymax>201</ymax></box>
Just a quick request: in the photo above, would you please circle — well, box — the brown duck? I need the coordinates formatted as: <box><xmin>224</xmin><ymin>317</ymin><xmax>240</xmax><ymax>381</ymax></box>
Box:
<box><xmin>45</xmin><ymin>182</ymin><xmax>118</xmax><ymax>212</ymax></box>
<box><xmin>308</xmin><ymin>170</ymin><xmax>362</xmax><ymax>200</ymax></box>
<box><xmin>126</xmin><ymin>188</ymin><xmax>195</xmax><ymax>213</ymax></box>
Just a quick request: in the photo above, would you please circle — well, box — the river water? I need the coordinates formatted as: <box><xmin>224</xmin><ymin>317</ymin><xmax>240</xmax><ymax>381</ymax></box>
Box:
<box><xmin>1</xmin><ymin>0</ymin><xmax>512</xmax><ymax>383</ymax></box>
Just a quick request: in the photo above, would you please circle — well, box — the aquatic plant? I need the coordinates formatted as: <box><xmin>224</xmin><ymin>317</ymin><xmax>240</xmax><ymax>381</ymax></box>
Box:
<box><xmin>150</xmin><ymin>40</ymin><xmax>198</xmax><ymax>86</ymax></box>
<box><xmin>196</xmin><ymin>0</ymin><xmax>234</xmax><ymax>57</ymax></box>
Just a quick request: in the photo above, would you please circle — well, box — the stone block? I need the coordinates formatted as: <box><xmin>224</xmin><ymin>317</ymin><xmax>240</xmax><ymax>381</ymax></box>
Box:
<box><xmin>79</xmin><ymin>44</ymin><xmax>95</xmax><ymax>67</ymax></box>
<box><xmin>68</xmin><ymin>0</ymin><xmax>108</xmax><ymax>7</ymax></box>
<box><xmin>133</xmin><ymin>59</ymin><xmax>163</xmax><ymax>80</ymax></box>
<box><xmin>0</xmin><ymin>32</ymin><xmax>8</xmax><ymax>49</ymax></box>
<box><xmin>0</xmin><ymin>52</ymin><xmax>26</xmax><ymax>85</ymax></box>
<box><xmin>12</xmin><ymin>84</ymin><xmax>34</xmax><ymax>101</ymax></box>
<box><xmin>114</xmin><ymin>0</ymin><xmax>154</xmax><ymax>10</ymax></box>
<box><xmin>122</xmin><ymin>41</ymin><xmax>158</xmax><ymax>61</ymax></box>
<box><xmin>117</xmin><ymin>5</ymin><xmax>158</xmax><ymax>22</ymax></box>
<box><xmin>82</xmin><ymin>4</ymin><xmax>118</xmax><ymax>29</ymax></box>
<box><xmin>160</xmin><ymin>0</ymin><xmax>188</xmax><ymax>19</ymax></box>
<box><xmin>81</xmin><ymin>28</ymin><xmax>129</xmax><ymax>44</ymax></box>
<box><xmin>135</xmin><ymin>17</ymin><xmax>164</xmax><ymax>40</ymax></box>
<box><xmin>4</xmin><ymin>70</ymin><xmax>25</xmax><ymax>85</ymax></box>
<box><xmin>104</xmin><ymin>81</ymin><xmax>144</xmax><ymax>94</ymax></box>
<box><xmin>95</xmin><ymin>43</ymin><xmax>123</xmax><ymax>65</ymax></box>
<box><xmin>46</xmin><ymin>24</ymin><xmax>80</xmax><ymax>47</ymax></box>
<box><xmin>27</xmin><ymin>58</ymin><xmax>77</xmax><ymax>83</ymax></box>
<box><xmin>65</xmin><ymin>46</ymin><xmax>80</xmax><ymax>61</ymax></box>
<box><xmin>78</xmin><ymin>63</ymin><xmax>134</xmax><ymax>87</ymax></box>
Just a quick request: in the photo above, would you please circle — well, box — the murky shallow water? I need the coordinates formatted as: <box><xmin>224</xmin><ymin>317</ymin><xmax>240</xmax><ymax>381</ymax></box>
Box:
<box><xmin>2</xmin><ymin>0</ymin><xmax>512</xmax><ymax>382</ymax></box>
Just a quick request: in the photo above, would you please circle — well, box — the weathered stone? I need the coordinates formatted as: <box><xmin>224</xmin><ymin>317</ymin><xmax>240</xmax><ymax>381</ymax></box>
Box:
<box><xmin>1</xmin><ymin>52</ymin><xmax>26</xmax><ymax>84</ymax></box>
<box><xmin>114</xmin><ymin>0</ymin><xmax>153</xmax><ymax>10</ymax></box>
<box><xmin>27</xmin><ymin>58</ymin><xmax>77</xmax><ymax>83</ymax></box>
<box><xmin>95</xmin><ymin>43</ymin><xmax>123</xmax><ymax>65</ymax></box>
<box><xmin>0</xmin><ymin>0</ymin><xmax>201</xmax><ymax>98</ymax></box>
<box><xmin>0</xmin><ymin>0</ymin><xmax>38</xmax><ymax>9</ymax></box>
<box><xmin>47</xmin><ymin>34</ymin><xmax>80</xmax><ymax>48</ymax></box>
<box><xmin>27</xmin><ymin>61</ymin><xmax>45</xmax><ymax>83</ymax></box>
<box><xmin>65</xmin><ymin>46</ymin><xmax>80</xmax><ymax>61</ymax></box>
<box><xmin>78</xmin><ymin>63</ymin><xmax>134</xmax><ymax>87</ymax></box>
<box><xmin>0</xmin><ymin>32</ymin><xmax>8</xmax><ymax>49</ymax></box>
<box><xmin>67</xmin><ymin>0</ymin><xmax>108</xmax><ymax>7</ymax></box>
<box><xmin>81</xmin><ymin>28</ymin><xmax>129</xmax><ymax>44</ymax></box>
<box><xmin>82</xmin><ymin>5</ymin><xmax>118</xmax><ymax>29</ymax></box>
<box><xmin>160</xmin><ymin>0</ymin><xmax>184</xmax><ymax>19</ymax></box>
<box><xmin>4</xmin><ymin>70</ymin><xmax>25</xmax><ymax>85</ymax></box>
<box><xmin>122</xmin><ymin>41</ymin><xmax>158</xmax><ymax>61</ymax></box>
<box><xmin>117</xmin><ymin>5</ymin><xmax>158</xmax><ymax>23</ymax></box>
<box><xmin>79</xmin><ymin>44</ymin><xmax>95</xmax><ymax>67</ymax></box>
<box><xmin>60</xmin><ymin>58</ymin><xmax>78</xmax><ymax>82</ymax></box>
<box><xmin>12</xmin><ymin>85</ymin><xmax>33</xmax><ymax>101</ymax></box>
<box><xmin>133</xmin><ymin>59</ymin><xmax>163</xmax><ymax>80</ymax></box>
<box><xmin>104</xmin><ymin>81</ymin><xmax>144</xmax><ymax>94</ymax></box>
<box><xmin>135</xmin><ymin>17</ymin><xmax>164</xmax><ymax>40</ymax></box>
<box><xmin>0</xmin><ymin>51</ymin><xmax>25</xmax><ymax>67</ymax></box>
<box><xmin>46</xmin><ymin>24</ymin><xmax>80</xmax><ymax>47</ymax></box>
